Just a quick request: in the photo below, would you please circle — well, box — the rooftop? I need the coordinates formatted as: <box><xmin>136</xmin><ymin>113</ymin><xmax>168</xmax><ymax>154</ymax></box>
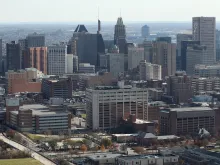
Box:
<box><xmin>118</xmin><ymin>154</ymin><xmax>177</xmax><ymax>160</ymax></box>
<box><xmin>169</xmin><ymin>107</ymin><xmax>213</xmax><ymax>112</ymax></box>
<box><xmin>87</xmin><ymin>154</ymin><xmax>121</xmax><ymax>160</ymax></box>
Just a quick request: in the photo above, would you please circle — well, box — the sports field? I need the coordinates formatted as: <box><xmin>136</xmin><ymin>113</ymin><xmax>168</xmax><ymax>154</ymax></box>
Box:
<box><xmin>0</xmin><ymin>158</ymin><xmax>42</xmax><ymax>165</ymax></box>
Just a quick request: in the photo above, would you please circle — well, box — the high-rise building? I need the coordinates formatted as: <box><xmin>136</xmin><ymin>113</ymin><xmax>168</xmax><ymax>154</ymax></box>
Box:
<box><xmin>42</xmin><ymin>77</ymin><xmax>72</xmax><ymax>99</ymax></box>
<box><xmin>176</xmin><ymin>34</ymin><xmax>192</xmax><ymax>70</ymax></box>
<box><xmin>152</xmin><ymin>41</ymin><xmax>176</xmax><ymax>78</ymax></box>
<box><xmin>142</xmin><ymin>40</ymin><xmax>153</xmax><ymax>63</ymax></box>
<box><xmin>160</xmin><ymin>107</ymin><xmax>215</xmax><ymax>135</ymax></box>
<box><xmin>78</xmin><ymin>63</ymin><xmax>95</xmax><ymax>74</ymax></box>
<box><xmin>114</xmin><ymin>17</ymin><xmax>127</xmax><ymax>54</ymax></box>
<box><xmin>65</xmin><ymin>54</ymin><xmax>73</xmax><ymax>74</ymax></box>
<box><xmin>73</xmin><ymin>55</ymin><xmax>78</xmax><ymax>73</ymax></box>
<box><xmin>107</xmin><ymin>53</ymin><xmax>124</xmax><ymax>78</ymax></box>
<box><xmin>69</xmin><ymin>24</ymin><xmax>105</xmax><ymax>67</ymax></box>
<box><xmin>6</xmin><ymin>68</ymin><xmax>42</xmax><ymax>94</ymax></box>
<box><xmin>166</xmin><ymin>71</ymin><xmax>193</xmax><ymax>103</ymax></box>
<box><xmin>216</xmin><ymin>30</ymin><xmax>220</xmax><ymax>61</ymax></box>
<box><xmin>29</xmin><ymin>47</ymin><xmax>47</xmax><ymax>74</ymax></box>
<box><xmin>186</xmin><ymin>45</ymin><xmax>206</xmax><ymax>75</ymax></box>
<box><xmin>6</xmin><ymin>41</ymin><xmax>21</xmax><ymax>71</ymax></box>
<box><xmin>141</xmin><ymin>25</ymin><xmax>150</xmax><ymax>38</ymax></box>
<box><xmin>47</xmin><ymin>44</ymin><xmax>67</xmax><ymax>75</ymax></box>
<box><xmin>86</xmin><ymin>85</ymin><xmax>148</xmax><ymax>130</ymax></box>
<box><xmin>193</xmin><ymin>17</ymin><xmax>216</xmax><ymax>64</ymax></box>
<box><xmin>18</xmin><ymin>39</ymin><xmax>29</xmax><ymax>69</ymax></box>
<box><xmin>26</xmin><ymin>32</ymin><xmax>45</xmax><ymax>47</ymax></box>
<box><xmin>180</xmin><ymin>41</ymin><xmax>200</xmax><ymax>71</ymax></box>
<box><xmin>139</xmin><ymin>60</ymin><xmax>162</xmax><ymax>80</ymax></box>
<box><xmin>128</xmin><ymin>46</ymin><xmax>144</xmax><ymax>70</ymax></box>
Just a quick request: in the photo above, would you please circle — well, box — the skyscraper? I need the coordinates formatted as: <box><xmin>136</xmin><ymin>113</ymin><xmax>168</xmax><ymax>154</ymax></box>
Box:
<box><xmin>69</xmin><ymin>24</ymin><xmax>105</xmax><ymax>67</ymax></box>
<box><xmin>193</xmin><ymin>17</ymin><xmax>216</xmax><ymax>64</ymax></box>
<box><xmin>141</xmin><ymin>25</ymin><xmax>150</xmax><ymax>38</ymax></box>
<box><xmin>216</xmin><ymin>30</ymin><xmax>220</xmax><ymax>61</ymax></box>
<box><xmin>29</xmin><ymin>47</ymin><xmax>47</xmax><ymax>74</ymax></box>
<box><xmin>6</xmin><ymin>41</ymin><xmax>21</xmax><ymax>71</ymax></box>
<box><xmin>128</xmin><ymin>46</ymin><xmax>144</xmax><ymax>70</ymax></box>
<box><xmin>152</xmin><ymin>41</ymin><xmax>176</xmax><ymax>78</ymax></box>
<box><xmin>114</xmin><ymin>17</ymin><xmax>126</xmax><ymax>54</ymax></box>
<box><xmin>47</xmin><ymin>44</ymin><xmax>67</xmax><ymax>75</ymax></box>
<box><xmin>26</xmin><ymin>32</ymin><xmax>45</xmax><ymax>48</ymax></box>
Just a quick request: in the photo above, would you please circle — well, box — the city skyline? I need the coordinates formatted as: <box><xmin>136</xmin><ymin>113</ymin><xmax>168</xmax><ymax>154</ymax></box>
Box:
<box><xmin>0</xmin><ymin>0</ymin><xmax>220</xmax><ymax>23</ymax></box>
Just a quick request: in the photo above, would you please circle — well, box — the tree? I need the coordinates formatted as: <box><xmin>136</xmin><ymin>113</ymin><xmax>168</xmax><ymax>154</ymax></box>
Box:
<box><xmin>202</xmin><ymin>139</ymin><xmax>209</xmax><ymax>147</ymax></box>
<box><xmin>101</xmin><ymin>138</ymin><xmax>112</xmax><ymax>148</ymax></box>
<box><xmin>66</xmin><ymin>140</ymin><xmax>76</xmax><ymax>149</ymax></box>
<box><xmin>80</xmin><ymin>144</ymin><xmax>87</xmax><ymax>153</ymax></box>
<box><xmin>83</xmin><ymin>139</ymin><xmax>92</xmax><ymax>148</ymax></box>
<box><xmin>6</xmin><ymin>129</ymin><xmax>15</xmax><ymax>139</ymax></box>
<box><xmin>133</xmin><ymin>147</ymin><xmax>144</xmax><ymax>154</ymax></box>
<box><xmin>120</xmin><ymin>144</ymin><xmax>128</xmax><ymax>152</ymax></box>
<box><xmin>63</xmin><ymin>142</ymin><xmax>69</xmax><ymax>150</ymax></box>
<box><xmin>55</xmin><ymin>157</ymin><xmax>69</xmax><ymax>165</ymax></box>
<box><xmin>48</xmin><ymin>140</ymin><xmax>57</xmax><ymax>151</ymax></box>
<box><xmin>100</xmin><ymin>144</ymin><xmax>105</xmax><ymax>152</ymax></box>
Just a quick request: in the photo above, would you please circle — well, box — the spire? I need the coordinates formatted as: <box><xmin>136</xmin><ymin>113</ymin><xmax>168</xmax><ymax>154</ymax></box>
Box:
<box><xmin>97</xmin><ymin>6</ymin><xmax>101</xmax><ymax>34</ymax></box>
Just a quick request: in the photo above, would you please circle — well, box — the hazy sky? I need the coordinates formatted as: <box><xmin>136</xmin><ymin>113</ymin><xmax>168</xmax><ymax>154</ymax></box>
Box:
<box><xmin>0</xmin><ymin>0</ymin><xmax>219</xmax><ymax>23</ymax></box>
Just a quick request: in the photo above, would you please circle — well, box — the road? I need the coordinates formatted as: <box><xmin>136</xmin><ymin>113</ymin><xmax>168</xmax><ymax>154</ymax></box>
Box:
<box><xmin>0</xmin><ymin>133</ymin><xmax>56</xmax><ymax>165</ymax></box>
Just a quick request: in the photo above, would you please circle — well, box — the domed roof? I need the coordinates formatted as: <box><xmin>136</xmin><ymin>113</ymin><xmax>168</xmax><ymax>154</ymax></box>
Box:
<box><xmin>109</xmin><ymin>45</ymin><xmax>119</xmax><ymax>53</ymax></box>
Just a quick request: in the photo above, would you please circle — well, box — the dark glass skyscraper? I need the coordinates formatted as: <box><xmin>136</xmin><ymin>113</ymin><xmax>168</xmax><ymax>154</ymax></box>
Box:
<box><xmin>114</xmin><ymin>17</ymin><xmax>126</xmax><ymax>54</ymax></box>
<box><xmin>69</xmin><ymin>22</ymin><xmax>105</xmax><ymax>67</ymax></box>
<box><xmin>6</xmin><ymin>41</ymin><xmax>21</xmax><ymax>71</ymax></box>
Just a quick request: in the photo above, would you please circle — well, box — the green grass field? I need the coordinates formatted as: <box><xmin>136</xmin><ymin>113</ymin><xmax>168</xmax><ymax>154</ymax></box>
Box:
<box><xmin>0</xmin><ymin>158</ymin><xmax>42</xmax><ymax>165</ymax></box>
<box><xmin>25</xmin><ymin>133</ymin><xmax>44</xmax><ymax>142</ymax></box>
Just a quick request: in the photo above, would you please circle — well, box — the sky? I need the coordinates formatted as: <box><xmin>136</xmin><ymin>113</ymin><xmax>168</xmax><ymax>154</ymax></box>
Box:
<box><xmin>0</xmin><ymin>0</ymin><xmax>219</xmax><ymax>23</ymax></box>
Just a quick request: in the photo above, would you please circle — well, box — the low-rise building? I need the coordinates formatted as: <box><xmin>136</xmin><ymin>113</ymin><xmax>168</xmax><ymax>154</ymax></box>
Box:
<box><xmin>78</xmin><ymin>63</ymin><xmax>95</xmax><ymax>74</ymax></box>
<box><xmin>9</xmin><ymin>104</ymin><xmax>71</xmax><ymax>133</ymax></box>
<box><xmin>160</xmin><ymin>107</ymin><xmax>215</xmax><ymax>135</ymax></box>
<box><xmin>194</xmin><ymin>64</ymin><xmax>220</xmax><ymax>77</ymax></box>
<box><xmin>87</xmin><ymin>154</ymin><xmax>121</xmax><ymax>165</ymax></box>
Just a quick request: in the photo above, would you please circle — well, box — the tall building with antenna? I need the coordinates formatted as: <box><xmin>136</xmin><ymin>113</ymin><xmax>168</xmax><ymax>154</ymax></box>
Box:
<box><xmin>114</xmin><ymin>17</ymin><xmax>127</xmax><ymax>54</ymax></box>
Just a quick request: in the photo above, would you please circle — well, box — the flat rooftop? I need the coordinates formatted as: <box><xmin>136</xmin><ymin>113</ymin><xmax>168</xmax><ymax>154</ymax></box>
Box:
<box><xmin>170</xmin><ymin>107</ymin><xmax>213</xmax><ymax>112</ymax></box>
<box><xmin>118</xmin><ymin>154</ymin><xmax>176</xmax><ymax>160</ymax></box>
<box><xmin>87</xmin><ymin>154</ymin><xmax>121</xmax><ymax>160</ymax></box>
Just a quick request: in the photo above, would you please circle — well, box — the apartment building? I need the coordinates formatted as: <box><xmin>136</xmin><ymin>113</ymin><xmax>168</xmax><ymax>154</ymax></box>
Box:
<box><xmin>194</xmin><ymin>64</ymin><xmax>220</xmax><ymax>77</ymax></box>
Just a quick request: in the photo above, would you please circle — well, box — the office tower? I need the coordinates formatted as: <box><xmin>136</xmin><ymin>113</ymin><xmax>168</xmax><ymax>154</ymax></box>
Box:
<box><xmin>156</xmin><ymin>37</ymin><xmax>172</xmax><ymax>43</ymax></box>
<box><xmin>6</xmin><ymin>68</ymin><xmax>42</xmax><ymax>94</ymax></box>
<box><xmin>186</xmin><ymin>45</ymin><xmax>206</xmax><ymax>75</ymax></box>
<box><xmin>176</xmin><ymin>34</ymin><xmax>192</xmax><ymax>70</ymax></box>
<box><xmin>180</xmin><ymin>41</ymin><xmax>200</xmax><ymax>71</ymax></box>
<box><xmin>42</xmin><ymin>77</ymin><xmax>72</xmax><ymax>99</ymax></box>
<box><xmin>193</xmin><ymin>17</ymin><xmax>216</xmax><ymax>64</ymax></box>
<box><xmin>114</xmin><ymin>17</ymin><xmax>127</xmax><ymax>54</ymax></box>
<box><xmin>141</xmin><ymin>25</ymin><xmax>150</xmax><ymax>38</ymax></box>
<box><xmin>166</xmin><ymin>71</ymin><xmax>193</xmax><ymax>103</ymax></box>
<box><xmin>29</xmin><ymin>47</ymin><xmax>47</xmax><ymax>74</ymax></box>
<box><xmin>0</xmin><ymin>39</ymin><xmax>2</xmax><ymax>73</ymax></box>
<box><xmin>65</xmin><ymin>54</ymin><xmax>73</xmax><ymax>74</ymax></box>
<box><xmin>26</xmin><ymin>32</ymin><xmax>45</xmax><ymax>47</ymax></box>
<box><xmin>160</xmin><ymin>107</ymin><xmax>215</xmax><ymax>135</ymax></box>
<box><xmin>47</xmin><ymin>44</ymin><xmax>67</xmax><ymax>75</ymax></box>
<box><xmin>69</xmin><ymin>23</ymin><xmax>105</xmax><ymax>67</ymax></box>
<box><xmin>152</xmin><ymin>41</ymin><xmax>176</xmax><ymax>78</ymax></box>
<box><xmin>18</xmin><ymin>39</ymin><xmax>28</xmax><ymax>69</ymax></box>
<box><xmin>216</xmin><ymin>30</ymin><xmax>220</xmax><ymax>61</ymax></box>
<box><xmin>6</xmin><ymin>41</ymin><xmax>21</xmax><ymax>71</ymax></box>
<box><xmin>86</xmin><ymin>85</ymin><xmax>148</xmax><ymax>130</ymax></box>
<box><xmin>78</xmin><ymin>63</ymin><xmax>95</xmax><ymax>74</ymax></box>
<box><xmin>194</xmin><ymin>64</ymin><xmax>220</xmax><ymax>77</ymax></box>
<box><xmin>143</xmin><ymin>40</ymin><xmax>153</xmax><ymax>62</ymax></box>
<box><xmin>139</xmin><ymin>60</ymin><xmax>162</xmax><ymax>80</ymax></box>
<box><xmin>73</xmin><ymin>55</ymin><xmax>78</xmax><ymax>73</ymax></box>
<box><xmin>128</xmin><ymin>46</ymin><xmax>144</xmax><ymax>70</ymax></box>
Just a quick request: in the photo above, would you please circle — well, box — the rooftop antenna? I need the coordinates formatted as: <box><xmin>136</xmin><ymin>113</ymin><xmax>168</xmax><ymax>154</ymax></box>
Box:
<box><xmin>120</xmin><ymin>8</ymin><xmax>121</xmax><ymax>17</ymax></box>
<box><xmin>97</xmin><ymin>6</ymin><xmax>101</xmax><ymax>33</ymax></box>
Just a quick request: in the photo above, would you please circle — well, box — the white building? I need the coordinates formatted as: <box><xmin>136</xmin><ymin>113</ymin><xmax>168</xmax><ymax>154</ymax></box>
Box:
<box><xmin>78</xmin><ymin>63</ymin><xmax>95</xmax><ymax>74</ymax></box>
<box><xmin>86</xmin><ymin>84</ymin><xmax>148</xmax><ymax>130</ymax></box>
<box><xmin>186</xmin><ymin>45</ymin><xmax>206</xmax><ymax>75</ymax></box>
<box><xmin>139</xmin><ymin>60</ymin><xmax>162</xmax><ymax>80</ymax></box>
<box><xmin>194</xmin><ymin>64</ymin><xmax>220</xmax><ymax>77</ymax></box>
<box><xmin>107</xmin><ymin>53</ymin><xmax>124</xmax><ymax>78</ymax></box>
<box><xmin>128</xmin><ymin>47</ymin><xmax>144</xmax><ymax>70</ymax></box>
<box><xmin>65</xmin><ymin>54</ymin><xmax>73</xmax><ymax>74</ymax></box>
<box><xmin>193</xmin><ymin>17</ymin><xmax>216</xmax><ymax>64</ymax></box>
<box><xmin>48</xmin><ymin>44</ymin><xmax>67</xmax><ymax>75</ymax></box>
